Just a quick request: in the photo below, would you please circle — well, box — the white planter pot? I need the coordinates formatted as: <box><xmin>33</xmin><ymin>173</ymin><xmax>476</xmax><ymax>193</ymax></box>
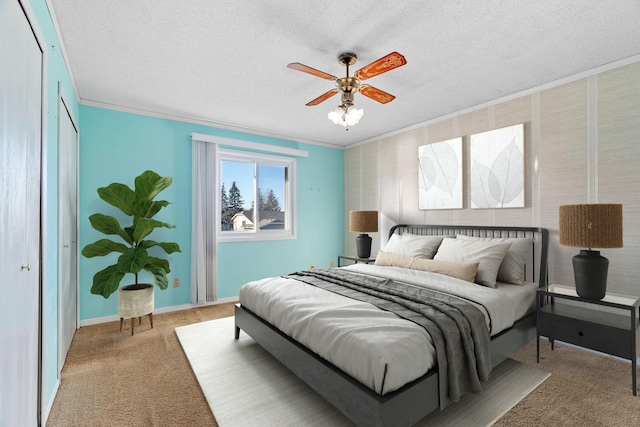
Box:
<box><xmin>118</xmin><ymin>284</ymin><xmax>154</xmax><ymax>335</ymax></box>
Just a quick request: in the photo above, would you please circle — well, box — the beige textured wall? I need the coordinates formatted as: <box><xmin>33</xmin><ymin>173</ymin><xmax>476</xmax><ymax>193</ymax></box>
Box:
<box><xmin>345</xmin><ymin>61</ymin><xmax>640</xmax><ymax>295</ymax></box>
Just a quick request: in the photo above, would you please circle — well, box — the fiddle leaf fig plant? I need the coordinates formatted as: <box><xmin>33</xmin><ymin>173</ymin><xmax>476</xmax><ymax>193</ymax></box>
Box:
<box><xmin>82</xmin><ymin>170</ymin><xmax>182</xmax><ymax>298</ymax></box>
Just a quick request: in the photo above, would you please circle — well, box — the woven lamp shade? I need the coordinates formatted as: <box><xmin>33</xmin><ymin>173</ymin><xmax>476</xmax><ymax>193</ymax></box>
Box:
<box><xmin>349</xmin><ymin>211</ymin><xmax>378</xmax><ymax>233</ymax></box>
<box><xmin>559</xmin><ymin>204</ymin><xmax>623</xmax><ymax>249</ymax></box>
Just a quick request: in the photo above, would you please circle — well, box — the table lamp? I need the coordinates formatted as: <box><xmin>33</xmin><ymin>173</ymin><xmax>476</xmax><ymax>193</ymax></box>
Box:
<box><xmin>559</xmin><ymin>204</ymin><xmax>623</xmax><ymax>300</ymax></box>
<box><xmin>349</xmin><ymin>211</ymin><xmax>378</xmax><ymax>259</ymax></box>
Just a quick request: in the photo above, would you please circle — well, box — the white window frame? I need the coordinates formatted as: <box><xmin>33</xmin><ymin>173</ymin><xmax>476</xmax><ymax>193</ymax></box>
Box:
<box><xmin>217</xmin><ymin>148</ymin><xmax>296</xmax><ymax>242</ymax></box>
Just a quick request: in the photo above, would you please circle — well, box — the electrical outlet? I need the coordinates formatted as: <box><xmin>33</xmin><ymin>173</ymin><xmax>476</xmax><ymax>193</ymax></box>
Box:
<box><xmin>310</xmin><ymin>263</ymin><xmax>315</xmax><ymax>270</ymax></box>
<box><xmin>329</xmin><ymin>261</ymin><xmax>334</xmax><ymax>268</ymax></box>
<box><xmin>172</xmin><ymin>277</ymin><xmax>180</xmax><ymax>287</ymax></box>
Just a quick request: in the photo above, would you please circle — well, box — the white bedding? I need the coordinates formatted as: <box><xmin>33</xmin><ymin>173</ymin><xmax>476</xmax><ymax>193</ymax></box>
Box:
<box><xmin>238</xmin><ymin>264</ymin><xmax>535</xmax><ymax>395</ymax></box>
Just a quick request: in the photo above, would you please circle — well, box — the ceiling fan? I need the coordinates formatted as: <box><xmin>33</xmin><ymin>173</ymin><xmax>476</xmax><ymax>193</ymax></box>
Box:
<box><xmin>287</xmin><ymin>51</ymin><xmax>407</xmax><ymax>129</ymax></box>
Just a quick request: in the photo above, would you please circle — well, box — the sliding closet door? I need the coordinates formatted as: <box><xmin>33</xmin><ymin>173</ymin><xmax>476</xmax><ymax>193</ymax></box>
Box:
<box><xmin>0</xmin><ymin>0</ymin><xmax>44</xmax><ymax>425</ymax></box>
<box><xmin>58</xmin><ymin>91</ymin><xmax>78</xmax><ymax>372</ymax></box>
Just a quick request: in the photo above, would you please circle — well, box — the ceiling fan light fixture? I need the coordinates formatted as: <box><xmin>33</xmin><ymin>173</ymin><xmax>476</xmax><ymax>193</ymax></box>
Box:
<box><xmin>328</xmin><ymin>105</ymin><xmax>363</xmax><ymax>128</ymax></box>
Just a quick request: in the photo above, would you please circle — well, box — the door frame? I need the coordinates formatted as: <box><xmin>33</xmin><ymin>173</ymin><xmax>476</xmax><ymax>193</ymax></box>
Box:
<box><xmin>56</xmin><ymin>82</ymin><xmax>79</xmax><ymax>373</ymax></box>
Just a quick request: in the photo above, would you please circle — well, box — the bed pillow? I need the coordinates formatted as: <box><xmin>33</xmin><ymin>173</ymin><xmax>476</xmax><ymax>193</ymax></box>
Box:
<box><xmin>382</xmin><ymin>233</ymin><xmax>444</xmax><ymax>259</ymax></box>
<box><xmin>456</xmin><ymin>235</ymin><xmax>534</xmax><ymax>285</ymax></box>
<box><xmin>374</xmin><ymin>250</ymin><xmax>479</xmax><ymax>282</ymax></box>
<box><xmin>433</xmin><ymin>238</ymin><xmax>511</xmax><ymax>288</ymax></box>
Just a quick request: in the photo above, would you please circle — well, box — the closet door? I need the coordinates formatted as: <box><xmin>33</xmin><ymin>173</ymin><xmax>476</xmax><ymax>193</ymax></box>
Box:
<box><xmin>0</xmin><ymin>0</ymin><xmax>43</xmax><ymax>425</ymax></box>
<box><xmin>58</xmin><ymin>92</ymin><xmax>78</xmax><ymax>371</ymax></box>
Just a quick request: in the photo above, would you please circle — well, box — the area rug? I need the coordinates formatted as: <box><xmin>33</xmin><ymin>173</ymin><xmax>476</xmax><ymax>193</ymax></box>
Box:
<box><xmin>176</xmin><ymin>317</ymin><xmax>550</xmax><ymax>426</ymax></box>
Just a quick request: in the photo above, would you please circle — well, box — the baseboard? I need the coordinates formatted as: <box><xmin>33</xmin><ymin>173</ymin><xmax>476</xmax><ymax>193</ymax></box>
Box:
<box><xmin>41</xmin><ymin>378</ymin><xmax>60</xmax><ymax>426</ymax></box>
<box><xmin>79</xmin><ymin>296</ymin><xmax>238</xmax><ymax>327</ymax></box>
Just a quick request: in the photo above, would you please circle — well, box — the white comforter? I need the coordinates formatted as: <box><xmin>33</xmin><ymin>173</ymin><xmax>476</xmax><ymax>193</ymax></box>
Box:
<box><xmin>238</xmin><ymin>264</ymin><xmax>517</xmax><ymax>395</ymax></box>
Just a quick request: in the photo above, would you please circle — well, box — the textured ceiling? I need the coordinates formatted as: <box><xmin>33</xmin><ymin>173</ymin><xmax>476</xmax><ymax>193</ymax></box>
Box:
<box><xmin>49</xmin><ymin>1</ymin><xmax>640</xmax><ymax>147</ymax></box>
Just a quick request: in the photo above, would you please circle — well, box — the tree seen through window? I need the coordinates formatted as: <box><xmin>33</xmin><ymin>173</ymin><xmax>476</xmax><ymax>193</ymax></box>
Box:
<box><xmin>220</xmin><ymin>157</ymin><xmax>288</xmax><ymax>234</ymax></box>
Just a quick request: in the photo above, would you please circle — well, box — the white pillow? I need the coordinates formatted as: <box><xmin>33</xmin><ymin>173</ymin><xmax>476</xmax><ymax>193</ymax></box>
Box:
<box><xmin>383</xmin><ymin>233</ymin><xmax>444</xmax><ymax>259</ymax></box>
<box><xmin>434</xmin><ymin>238</ymin><xmax>511</xmax><ymax>288</ymax></box>
<box><xmin>456</xmin><ymin>235</ymin><xmax>534</xmax><ymax>285</ymax></box>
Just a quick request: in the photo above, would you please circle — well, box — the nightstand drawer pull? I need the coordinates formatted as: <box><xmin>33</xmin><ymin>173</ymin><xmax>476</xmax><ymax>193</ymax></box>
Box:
<box><xmin>578</xmin><ymin>331</ymin><xmax>584</xmax><ymax>336</ymax></box>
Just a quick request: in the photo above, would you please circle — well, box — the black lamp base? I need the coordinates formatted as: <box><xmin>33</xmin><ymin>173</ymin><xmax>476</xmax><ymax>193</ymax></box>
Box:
<box><xmin>355</xmin><ymin>234</ymin><xmax>372</xmax><ymax>259</ymax></box>
<box><xmin>573</xmin><ymin>250</ymin><xmax>609</xmax><ymax>300</ymax></box>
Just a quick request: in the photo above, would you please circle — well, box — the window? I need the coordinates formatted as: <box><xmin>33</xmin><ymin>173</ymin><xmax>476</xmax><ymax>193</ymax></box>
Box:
<box><xmin>218</xmin><ymin>148</ymin><xmax>296</xmax><ymax>241</ymax></box>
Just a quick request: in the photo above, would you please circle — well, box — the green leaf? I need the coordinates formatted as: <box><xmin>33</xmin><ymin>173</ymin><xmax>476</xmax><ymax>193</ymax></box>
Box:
<box><xmin>156</xmin><ymin>241</ymin><xmax>181</xmax><ymax>254</ymax></box>
<box><xmin>135</xmin><ymin>170</ymin><xmax>173</xmax><ymax>201</ymax></box>
<box><xmin>139</xmin><ymin>240</ymin><xmax>156</xmax><ymax>249</ymax></box>
<box><xmin>82</xmin><ymin>239</ymin><xmax>128</xmax><ymax>258</ymax></box>
<box><xmin>133</xmin><ymin>199</ymin><xmax>170</xmax><ymax>219</ymax></box>
<box><xmin>139</xmin><ymin>240</ymin><xmax>181</xmax><ymax>254</ymax></box>
<box><xmin>124</xmin><ymin>225</ymin><xmax>135</xmax><ymax>242</ymax></box>
<box><xmin>89</xmin><ymin>213</ymin><xmax>133</xmax><ymax>245</ymax></box>
<box><xmin>146</xmin><ymin>256</ymin><xmax>170</xmax><ymax>273</ymax></box>
<box><xmin>132</xmin><ymin>217</ymin><xmax>175</xmax><ymax>242</ymax></box>
<box><xmin>117</xmin><ymin>246</ymin><xmax>148</xmax><ymax>274</ymax></box>
<box><xmin>91</xmin><ymin>265</ymin><xmax>126</xmax><ymax>298</ymax></box>
<box><xmin>132</xmin><ymin>199</ymin><xmax>152</xmax><ymax>219</ymax></box>
<box><xmin>144</xmin><ymin>262</ymin><xmax>169</xmax><ymax>290</ymax></box>
<box><xmin>97</xmin><ymin>183</ymin><xmax>135</xmax><ymax>215</ymax></box>
<box><xmin>148</xmin><ymin>200</ymin><xmax>170</xmax><ymax>217</ymax></box>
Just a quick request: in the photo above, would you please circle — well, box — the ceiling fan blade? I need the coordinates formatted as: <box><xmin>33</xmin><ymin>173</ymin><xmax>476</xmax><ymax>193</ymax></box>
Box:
<box><xmin>287</xmin><ymin>63</ymin><xmax>337</xmax><ymax>81</ymax></box>
<box><xmin>359</xmin><ymin>85</ymin><xmax>396</xmax><ymax>104</ymax></box>
<box><xmin>354</xmin><ymin>52</ymin><xmax>407</xmax><ymax>81</ymax></box>
<box><xmin>306</xmin><ymin>89</ymin><xmax>339</xmax><ymax>106</ymax></box>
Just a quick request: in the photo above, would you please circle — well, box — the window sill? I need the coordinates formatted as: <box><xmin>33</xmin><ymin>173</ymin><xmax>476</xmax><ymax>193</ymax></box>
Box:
<box><xmin>217</xmin><ymin>232</ymin><xmax>296</xmax><ymax>243</ymax></box>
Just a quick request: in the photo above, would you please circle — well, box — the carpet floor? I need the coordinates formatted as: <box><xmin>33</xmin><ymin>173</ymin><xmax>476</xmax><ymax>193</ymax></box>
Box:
<box><xmin>46</xmin><ymin>302</ymin><xmax>639</xmax><ymax>426</ymax></box>
<box><xmin>176</xmin><ymin>317</ymin><xmax>550</xmax><ymax>426</ymax></box>
<box><xmin>494</xmin><ymin>339</ymin><xmax>640</xmax><ymax>426</ymax></box>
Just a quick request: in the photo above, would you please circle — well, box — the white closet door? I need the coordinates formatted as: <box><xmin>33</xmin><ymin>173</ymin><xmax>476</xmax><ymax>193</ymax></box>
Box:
<box><xmin>0</xmin><ymin>0</ymin><xmax>43</xmax><ymax>425</ymax></box>
<box><xmin>58</xmin><ymin>92</ymin><xmax>78</xmax><ymax>372</ymax></box>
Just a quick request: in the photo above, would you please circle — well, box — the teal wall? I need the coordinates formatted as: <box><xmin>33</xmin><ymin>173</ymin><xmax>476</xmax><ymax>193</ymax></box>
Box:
<box><xmin>27</xmin><ymin>0</ymin><xmax>343</xmax><ymax>418</ymax></box>
<box><xmin>78</xmin><ymin>106</ymin><xmax>345</xmax><ymax>318</ymax></box>
<box><xmin>216</xmin><ymin>142</ymin><xmax>345</xmax><ymax>298</ymax></box>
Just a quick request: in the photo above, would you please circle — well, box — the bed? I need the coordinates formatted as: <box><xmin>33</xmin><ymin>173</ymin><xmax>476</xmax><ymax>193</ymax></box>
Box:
<box><xmin>235</xmin><ymin>224</ymin><xmax>549</xmax><ymax>426</ymax></box>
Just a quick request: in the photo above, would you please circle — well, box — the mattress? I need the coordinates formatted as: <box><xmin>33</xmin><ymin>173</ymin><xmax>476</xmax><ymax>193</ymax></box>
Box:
<box><xmin>238</xmin><ymin>264</ymin><xmax>536</xmax><ymax>395</ymax></box>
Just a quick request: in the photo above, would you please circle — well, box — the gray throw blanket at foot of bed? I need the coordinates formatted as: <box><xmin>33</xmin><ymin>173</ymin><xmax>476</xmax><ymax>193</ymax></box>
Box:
<box><xmin>285</xmin><ymin>268</ymin><xmax>492</xmax><ymax>409</ymax></box>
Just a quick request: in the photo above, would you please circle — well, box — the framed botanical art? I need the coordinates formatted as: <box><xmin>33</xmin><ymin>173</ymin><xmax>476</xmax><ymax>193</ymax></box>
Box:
<box><xmin>418</xmin><ymin>137</ymin><xmax>463</xmax><ymax>210</ymax></box>
<box><xmin>470</xmin><ymin>123</ymin><xmax>525</xmax><ymax>208</ymax></box>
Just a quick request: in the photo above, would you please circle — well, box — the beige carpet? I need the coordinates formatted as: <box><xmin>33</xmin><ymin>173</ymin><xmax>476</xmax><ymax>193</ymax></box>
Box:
<box><xmin>46</xmin><ymin>303</ymin><xmax>639</xmax><ymax>426</ymax></box>
<box><xmin>176</xmin><ymin>317</ymin><xmax>550</xmax><ymax>426</ymax></box>
<box><xmin>494</xmin><ymin>340</ymin><xmax>640</xmax><ymax>426</ymax></box>
<box><xmin>46</xmin><ymin>304</ymin><xmax>234</xmax><ymax>426</ymax></box>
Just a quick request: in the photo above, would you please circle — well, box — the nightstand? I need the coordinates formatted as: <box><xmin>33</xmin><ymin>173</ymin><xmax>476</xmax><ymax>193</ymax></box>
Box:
<box><xmin>337</xmin><ymin>255</ymin><xmax>376</xmax><ymax>267</ymax></box>
<box><xmin>537</xmin><ymin>284</ymin><xmax>640</xmax><ymax>395</ymax></box>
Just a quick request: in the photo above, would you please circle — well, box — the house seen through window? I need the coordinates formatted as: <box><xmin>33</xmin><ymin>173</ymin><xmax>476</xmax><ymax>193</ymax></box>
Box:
<box><xmin>218</xmin><ymin>148</ymin><xmax>295</xmax><ymax>241</ymax></box>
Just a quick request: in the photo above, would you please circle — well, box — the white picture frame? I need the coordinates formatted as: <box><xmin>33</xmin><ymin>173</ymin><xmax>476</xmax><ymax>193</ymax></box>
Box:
<box><xmin>470</xmin><ymin>123</ymin><xmax>525</xmax><ymax>209</ymax></box>
<box><xmin>418</xmin><ymin>137</ymin><xmax>463</xmax><ymax>210</ymax></box>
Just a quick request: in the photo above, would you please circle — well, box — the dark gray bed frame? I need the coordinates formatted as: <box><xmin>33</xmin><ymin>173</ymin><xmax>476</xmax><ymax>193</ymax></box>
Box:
<box><xmin>235</xmin><ymin>224</ymin><xmax>549</xmax><ymax>427</ymax></box>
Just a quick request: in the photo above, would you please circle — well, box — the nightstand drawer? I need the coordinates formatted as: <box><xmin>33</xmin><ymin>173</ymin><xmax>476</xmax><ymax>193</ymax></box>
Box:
<box><xmin>538</xmin><ymin>309</ymin><xmax>633</xmax><ymax>359</ymax></box>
